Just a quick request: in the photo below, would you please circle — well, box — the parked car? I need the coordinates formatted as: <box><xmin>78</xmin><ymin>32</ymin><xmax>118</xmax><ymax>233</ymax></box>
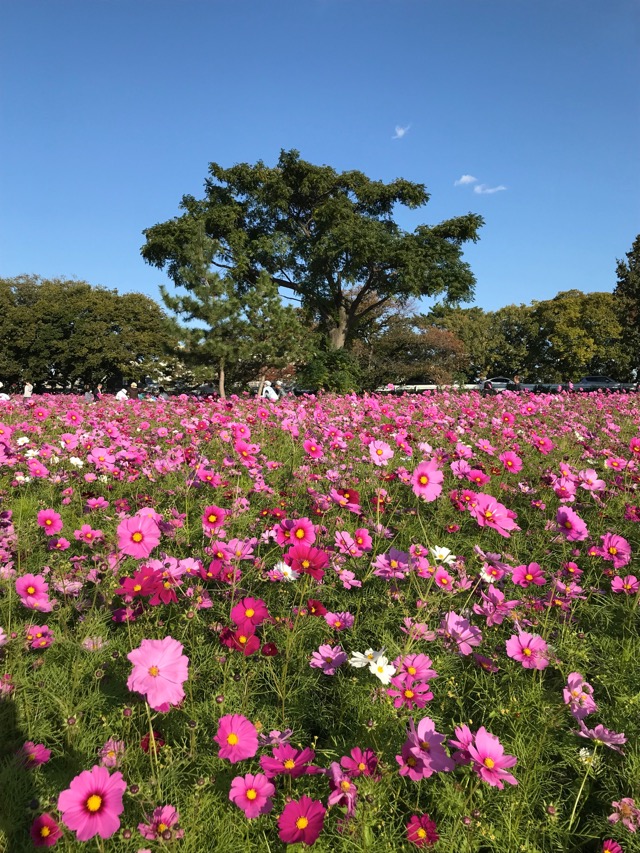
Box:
<box><xmin>573</xmin><ymin>375</ymin><xmax>637</xmax><ymax>392</ymax></box>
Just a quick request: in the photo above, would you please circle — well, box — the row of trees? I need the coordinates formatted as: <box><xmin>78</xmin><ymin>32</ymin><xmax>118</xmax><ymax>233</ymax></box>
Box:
<box><xmin>2</xmin><ymin>150</ymin><xmax>637</xmax><ymax>394</ymax></box>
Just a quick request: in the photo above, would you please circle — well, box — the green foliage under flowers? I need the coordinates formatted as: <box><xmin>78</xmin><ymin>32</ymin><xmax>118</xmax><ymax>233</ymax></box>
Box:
<box><xmin>0</xmin><ymin>390</ymin><xmax>638</xmax><ymax>852</ymax></box>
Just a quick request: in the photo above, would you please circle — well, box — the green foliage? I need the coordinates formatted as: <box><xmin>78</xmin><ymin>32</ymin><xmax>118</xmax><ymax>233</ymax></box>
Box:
<box><xmin>141</xmin><ymin>149</ymin><xmax>484</xmax><ymax>350</ymax></box>
<box><xmin>295</xmin><ymin>347</ymin><xmax>362</xmax><ymax>392</ymax></box>
<box><xmin>613</xmin><ymin>234</ymin><xmax>640</xmax><ymax>361</ymax></box>
<box><xmin>0</xmin><ymin>275</ymin><xmax>178</xmax><ymax>388</ymax></box>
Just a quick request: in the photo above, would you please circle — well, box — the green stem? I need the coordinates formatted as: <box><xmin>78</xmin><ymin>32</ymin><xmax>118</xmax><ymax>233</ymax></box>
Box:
<box><xmin>567</xmin><ymin>745</ymin><xmax>597</xmax><ymax>831</ymax></box>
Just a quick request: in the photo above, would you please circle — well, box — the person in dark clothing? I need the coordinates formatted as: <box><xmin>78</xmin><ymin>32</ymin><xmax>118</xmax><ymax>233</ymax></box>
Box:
<box><xmin>129</xmin><ymin>383</ymin><xmax>139</xmax><ymax>400</ymax></box>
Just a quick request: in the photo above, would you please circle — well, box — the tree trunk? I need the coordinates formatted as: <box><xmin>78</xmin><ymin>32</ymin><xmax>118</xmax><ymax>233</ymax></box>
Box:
<box><xmin>327</xmin><ymin>305</ymin><xmax>348</xmax><ymax>349</ymax></box>
<box><xmin>218</xmin><ymin>357</ymin><xmax>226</xmax><ymax>399</ymax></box>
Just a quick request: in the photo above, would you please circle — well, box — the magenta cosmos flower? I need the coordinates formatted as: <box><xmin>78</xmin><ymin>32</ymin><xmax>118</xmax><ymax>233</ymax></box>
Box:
<box><xmin>229</xmin><ymin>773</ymin><xmax>275</xmax><ymax>818</ymax></box>
<box><xmin>30</xmin><ymin>813</ymin><xmax>63</xmax><ymax>847</ymax></box>
<box><xmin>278</xmin><ymin>795</ymin><xmax>326</xmax><ymax>846</ymax></box>
<box><xmin>36</xmin><ymin>509</ymin><xmax>63</xmax><ymax>536</ymax></box>
<box><xmin>57</xmin><ymin>765</ymin><xmax>126</xmax><ymax>841</ymax></box>
<box><xmin>601</xmin><ymin>841</ymin><xmax>623</xmax><ymax>853</ymax></box>
<box><xmin>117</xmin><ymin>514</ymin><xmax>161</xmax><ymax>559</ymax></box>
<box><xmin>506</xmin><ymin>632</ymin><xmax>548</xmax><ymax>670</ymax></box>
<box><xmin>214</xmin><ymin>714</ymin><xmax>259</xmax><ymax>763</ymax></box>
<box><xmin>127</xmin><ymin>636</ymin><xmax>189</xmax><ymax>712</ymax></box>
<box><xmin>467</xmin><ymin>727</ymin><xmax>518</xmax><ymax>789</ymax></box>
<box><xmin>599</xmin><ymin>533</ymin><xmax>632</xmax><ymax>570</ymax></box>
<box><xmin>406</xmin><ymin>813</ymin><xmax>439</xmax><ymax>847</ymax></box>
<box><xmin>19</xmin><ymin>741</ymin><xmax>51</xmax><ymax>768</ymax></box>
<box><xmin>201</xmin><ymin>504</ymin><xmax>227</xmax><ymax>532</ymax></box>
<box><xmin>309</xmin><ymin>644</ymin><xmax>348</xmax><ymax>675</ymax></box>
<box><xmin>612</xmin><ymin>574</ymin><xmax>639</xmax><ymax>594</ymax></box>
<box><xmin>411</xmin><ymin>460</ymin><xmax>444</xmax><ymax>502</ymax></box>
<box><xmin>556</xmin><ymin>506</ymin><xmax>589</xmax><ymax>541</ymax></box>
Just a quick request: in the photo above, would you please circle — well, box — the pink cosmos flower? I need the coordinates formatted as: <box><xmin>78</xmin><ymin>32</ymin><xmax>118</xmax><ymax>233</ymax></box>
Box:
<box><xmin>19</xmin><ymin>741</ymin><xmax>51</xmax><ymax>768</ymax></box>
<box><xmin>340</xmin><ymin>747</ymin><xmax>379</xmax><ymax>778</ymax></box>
<box><xmin>512</xmin><ymin>562</ymin><xmax>547</xmax><ymax>587</ymax></box>
<box><xmin>611</xmin><ymin>575</ymin><xmax>639</xmax><ymax>594</ymax></box>
<box><xmin>324</xmin><ymin>611</ymin><xmax>354</xmax><ymax>631</ymax></box>
<box><xmin>117</xmin><ymin>514</ymin><xmax>161</xmax><ymax>559</ymax></box>
<box><xmin>127</xmin><ymin>636</ymin><xmax>189</xmax><ymax>712</ymax></box>
<box><xmin>36</xmin><ymin>509</ymin><xmax>63</xmax><ymax>536</ymax></box>
<box><xmin>576</xmin><ymin>722</ymin><xmax>626</xmax><ymax>754</ymax></box>
<box><xmin>16</xmin><ymin>574</ymin><xmax>52</xmax><ymax>611</ymax></box>
<box><xmin>387</xmin><ymin>676</ymin><xmax>434</xmax><ymax>710</ymax></box>
<box><xmin>260</xmin><ymin>744</ymin><xmax>317</xmax><ymax>778</ymax></box>
<box><xmin>449</xmin><ymin>724</ymin><xmax>474</xmax><ymax>765</ymax></box>
<box><xmin>506</xmin><ymin>632</ymin><xmax>548</xmax><ymax>670</ymax></box>
<box><xmin>26</xmin><ymin>624</ymin><xmax>55</xmax><ymax>650</ymax></box>
<box><xmin>439</xmin><ymin>611</ymin><xmax>483</xmax><ymax>655</ymax></box>
<box><xmin>284</xmin><ymin>542</ymin><xmax>328</xmax><ymax>580</ymax></box>
<box><xmin>214</xmin><ymin>714</ymin><xmax>259</xmax><ymax>764</ymax></box>
<box><xmin>467</xmin><ymin>727</ymin><xmax>518</xmax><ymax>789</ymax></box>
<box><xmin>327</xmin><ymin>761</ymin><xmax>358</xmax><ymax>816</ymax></box>
<box><xmin>369</xmin><ymin>440</ymin><xmax>394</xmax><ymax>466</ymax></box>
<box><xmin>57</xmin><ymin>765</ymin><xmax>126</xmax><ymax>841</ymax></box>
<box><xmin>230</xmin><ymin>597</ymin><xmax>269</xmax><ymax>632</ymax></box>
<box><xmin>406</xmin><ymin>814</ymin><xmax>439</xmax><ymax>847</ymax></box>
<box><xmin>498</xmin><ymin>450</ymin><xmax>523</xmax><ymax>473</ymax></box>
<box><xmin>406</xmin><ymin>716</ymin><xmax>454</xmax><ymax>776</ymax></box>
<box><xmin>201</xmin><ymin>504</ymin><xmax>228</xmax><ymax>532</ymax></box>
<box><xmin>556</xmin><ymin>506</ymin><xmax>589</xmax><ymax>541</ymax></box>
<box><xmin>99</xmin><ymin>739</ymin><xmax>125</xmax><ymax>768</ymax></box>
<box><xmin>393</xmin><ymin>653</ymin><xmax>437</xmax><ymax>682</ymax></box>
<box><xmin>74</xmin><ymin>524</ymin><xmax>103</xmax><ymax>546</ymax></box>
<box><xmin>310</xmin><ymin>644</ymin><xmax>348</xmax><ymax>675</ymax></box>
<box><xmin>411</xmin><ymin>460</ymin><xmax>444</xmax><ymax>502</ymax></box>
<box><xmin>278</xmin><ymin>795</ymin><xmax>326</xmax><ymax>846</ymax></box>
<box><xmin>303</xmin><ymin>439</ymin><xmax>324</xmax><ymax>459</ymax></box>
<box><xmin>30</xmin><ymin>814</ymin><xmax>63</xmax><ymax>847</ymax></box>
<box><xmin>599</xmin><ymin>533</ymin><xmax>632</xmax><ymax>570</ymax></box>
<box><xmin>563</xmin><ymin>672</ymin><xmax>597</xmax><ymax>721</ymax></box>
<box><xmin>138</xmin><ymin>805</ymin><xmax>184</xmax><ymax>840</ymax></box>
<box><xmin>229</xmin><ymin>773</ymin><xmax>275</xmax><ymax>819</ymax></box>
<box><xmin>601</xmin><ymin>841</ymin><xmax>623</xmax><ymax>853</ymax></box>
<box><xmin>470</xmin><ymin>493</ymin><xmax>520</xmax><ymax>537</ymax></box>
<box><xmin>608</xmin><ymin>797</ymin><xmax>640</xmax><ymax>832</ymax></box>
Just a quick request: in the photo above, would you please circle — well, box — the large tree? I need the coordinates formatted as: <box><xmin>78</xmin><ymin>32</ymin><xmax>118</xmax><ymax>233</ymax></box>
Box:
<box><xmin>0</xmin><ymin>276</ymin><xmax>177</xmax><ymax>388</ymax></box>
<box><xmin>141</xmin><ymin>150</ymin><xmax>484</xmax><ymax>350</ymax></box>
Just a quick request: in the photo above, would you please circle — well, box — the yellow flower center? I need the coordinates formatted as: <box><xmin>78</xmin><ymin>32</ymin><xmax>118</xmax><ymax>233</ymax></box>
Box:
<box><xmin>40</xmin><ymin>827</ymin><xmax>51</xmax><ymax>838</ymax></box>
<box><xmin>245</xmin><ymin>608</ymin><xmax>255</xmax><ymax>618</ymax></box>
<box><xmin>525</xmin><ymin>574</ymin><xmax>533</xmax><ymax>581</ymax></box>
<box><xmin>133</xmin><ymin>584</ymin><xmax>142</xmax><ymax>592</ymax></box>
<box><xmin>407</xmin><ymin>666</ymin><xmax>416</xmax><ymax>675</ymax></box>
<box><xmin>227</xmin><ymin>733</ymin><xmax>239</xmax><ymax>745</ymax></box>
<box><xmin>208</xmin><ymin>514</ymin><xmax>217</xmax><ymax>523</ymax></box>
<box><xmin>86</xmin><ymin>794</ymin><xmax>102</xmax><ymax>813</ymax></box>
<box><xmin>523</xmin><ymin>648</ymin><xmax>531</xmax><ymax>656</ymax></box>
<box><xmin>419</xmin><ymin>475</ymin><xmax>428</xmax><ymax>485</ymax></box>
<box><xmin>376</xmin><ymin>449</ymin><xmax>383</xmax><ymax>455</ymax></box>
<box><xmin>132</xmin><ymin>532</ymin><xmax>143</xmax><ymax>542</ymax></box>
<box><xmin>417</xmin><ymin>828</ymin><xmax>427</xmax><ymax>839</ymax></box>
<box><xmin>404</xmin><ymin>689</ymin><xmax>415</xmax><ymax>699</ymax></box>
<box><xmin>484</xmin><ymin>757</ymin><xmax>495</xmax><ymax>769</ymax></box>
<box><xmin>284</xmin><ymin>759</ymin><xmax>296</xmax><ymax>769</ymax></box>
<box><xmin>358</xmin><ymin>762</ymin><xmax>366</xmax><ymax>771</ymax></box>
<box><xmin>245</xmin><ymin>789</ymin><xmax>257</xmax><ymax>801</ymax></box>
<box><xmin>158</xmin><ymin>822</ymin><xmax>168</xmax><ymax>832</ymax></box>
<box><xmin>296</xmin><ymin>816</ymin><xmax>309</xmax><ymax>830</ymax></box>
<box><xmin>295</xmin><ymin>529</ymin><xmax>305</xmax><ymax>538</ymax></box>
<box><xmin>340</xmin><ymin>780</ymin><xmax>351</xmax><ymax>791</ymax></box>
<box><xmin>609</xmin><ymin>547</ymin><xmax>617</xmax><ymax>555</ymax></box>
<box><xmin>148</xmin><ymin>665</ymin><xmax>159</xmax><ymax>676</ymax></box>
<box><xmin>27</xmin><ymin>586</ymin><xmax>35</xmax><ymax>595</ymax></box>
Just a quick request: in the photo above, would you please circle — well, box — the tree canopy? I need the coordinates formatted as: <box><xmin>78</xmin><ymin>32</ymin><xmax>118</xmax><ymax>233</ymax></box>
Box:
<box><xmin>0</xmin><ymin>276</ymin><xmax>177</xmax><ymax>388</ymax></box>
<box><xmin>141</xmin><ymin>150</ymin><xmax>484</xmax><ymax>350</ymax></box>
<box><xmin>613</xmin><ymin>234</ymin><xmax>640</xmax><ymax>362</ymax></box>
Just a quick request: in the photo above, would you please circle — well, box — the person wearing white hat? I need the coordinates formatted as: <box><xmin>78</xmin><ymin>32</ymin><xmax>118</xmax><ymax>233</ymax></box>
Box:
<box><xmin>261</xmin><ymin>380</ymin><xmax>278</xmax><ymax>401</ymax></box>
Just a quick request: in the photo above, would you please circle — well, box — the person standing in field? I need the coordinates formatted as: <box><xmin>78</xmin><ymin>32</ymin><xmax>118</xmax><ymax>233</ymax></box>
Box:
<box><xmin>23</xmin><ymin>380</ymin><xmax>33</xmax><ymax>399</ymax></box>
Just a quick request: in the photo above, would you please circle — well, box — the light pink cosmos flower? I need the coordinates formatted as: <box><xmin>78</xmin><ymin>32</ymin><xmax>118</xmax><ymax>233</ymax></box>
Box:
<box><xmin>369</xmin><ymin>440</ymin><xmax>394</xmax><ymax>466</ymax></box>
<box><xmin>608</xmin><ymin>797</ymin><xmax>640</xmax><ymax>832</ymax></box>
<box><xmin>411</xmin><ymin>460</ymin><xmax>444</xmax><ymax>502</ymax></box>
<box><xmin>229</xmin><ymin>773</ymin><xmax>275</xmax><ymax>819</ymax></box>
<box><xmin>127</xmin><ymin>636</ymin><xmax>189</xmax><ymax>712</ymax></box>
<box><xmin>576</xmin><ymin>722</ymin><xmax>626</xmax><ymax>754</ymax></box>
<box><xmin>117</xmin><ymin>514</ymin><xmax>161</xmax><ymax>559</ymax></box>
<box><xmin>19</xmin><ymin>741</ymin><xmax>51</xmax><ymax>768</ymax></box>
<box><xmin>439</xmin><ymin>611</ymin><xmax>482</xmax><ymax>655</ymax></box>
<box><xmin>57</xmin><ymin>765</ymin><xmax>126</xmax><ymax>841</ymax></box>
<box><xmin>309</xmin><ymin>644</ymin><xmax>348</xmax><ymax>675</ymax></box>
<box><xmin>505</xmin><ymin>632</ymin><xmax>548</xmax><ymax>670</ymax></box>
<box><xmin>99</xmin><ymin>739</ymin><xmax>125</xmax><ymax>768</ymax></box>
<box><xmin>214</xmin><ymin>714</ymin><xmax>259</xmax><ymax>764</ymax></box>
<box><xmin>406</xmin><ymin>716</ymin><xmax>454</xmax><ymax>776</ymax></box>
<box><xmin>499</xmin><ymin>450</ymin><xmax>523</xmax><ymax>473</ymax></box>
<box><xmin>467</xmin><ymin>727</ymin><xmax>518</xmax><ymax>789</ymax></box>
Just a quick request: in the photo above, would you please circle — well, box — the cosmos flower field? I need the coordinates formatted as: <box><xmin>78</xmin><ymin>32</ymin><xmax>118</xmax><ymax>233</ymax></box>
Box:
<box><xmin>0</xmin><ymin>390</ymin><xmax>639</xmax><ymax>852</ymax></box>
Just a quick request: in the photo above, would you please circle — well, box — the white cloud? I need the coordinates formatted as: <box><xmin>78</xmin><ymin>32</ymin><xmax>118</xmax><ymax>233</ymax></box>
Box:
<box><xmin>392</xmin><ymin>124</ymin><xmax>410</xmax><ymax>139</ymax></box>
<box><xmin>454</xmin><ymin>174</ymin><xmax>478</xmax><ymax>186</ymax></box>
<box><xmin>473</xmin><ymin>183</ymin><xmax>507</xmax><ymax>194</ymax></box>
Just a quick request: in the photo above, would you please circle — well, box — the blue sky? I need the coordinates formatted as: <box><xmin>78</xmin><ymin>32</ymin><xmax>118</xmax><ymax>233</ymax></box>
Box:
<box><xmin>1</xmin><ymin>0</ymin><xmax>638</xmax><ymax>313</ymax></box>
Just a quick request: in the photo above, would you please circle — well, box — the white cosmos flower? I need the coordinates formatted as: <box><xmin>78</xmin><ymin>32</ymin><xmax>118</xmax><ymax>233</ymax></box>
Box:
<box><xmin>24</xmin><ymin>449</ymin><xmax>40</xmax><ymax>458</ymax></box>
<box><xmin>69</xmin><ymin>457</ymin><xmax>84</xmax><ymax>468</ymax></box>
<box><xmin>430</xmin><ymin>546</ymin><xmax>455</xmax><ymax>565</ymax></box>
<box><xmin>272</xmin><ymin>561</ymin><xmax>300</xmax><ymax>582</ymax></box>
<box><xmin>349</xmin><ymin>648</ymin><xmax>385</xmax><ymax>668</ymax></box>
<box><xmin>369</xmin><ymin>655</ymin><xmax>396</xmax><ymax>685</ymax></box>
<box><xmin>16</xmin><ymin>436</ymin><xmax>30</xmax><ymax>446</ymax></box>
